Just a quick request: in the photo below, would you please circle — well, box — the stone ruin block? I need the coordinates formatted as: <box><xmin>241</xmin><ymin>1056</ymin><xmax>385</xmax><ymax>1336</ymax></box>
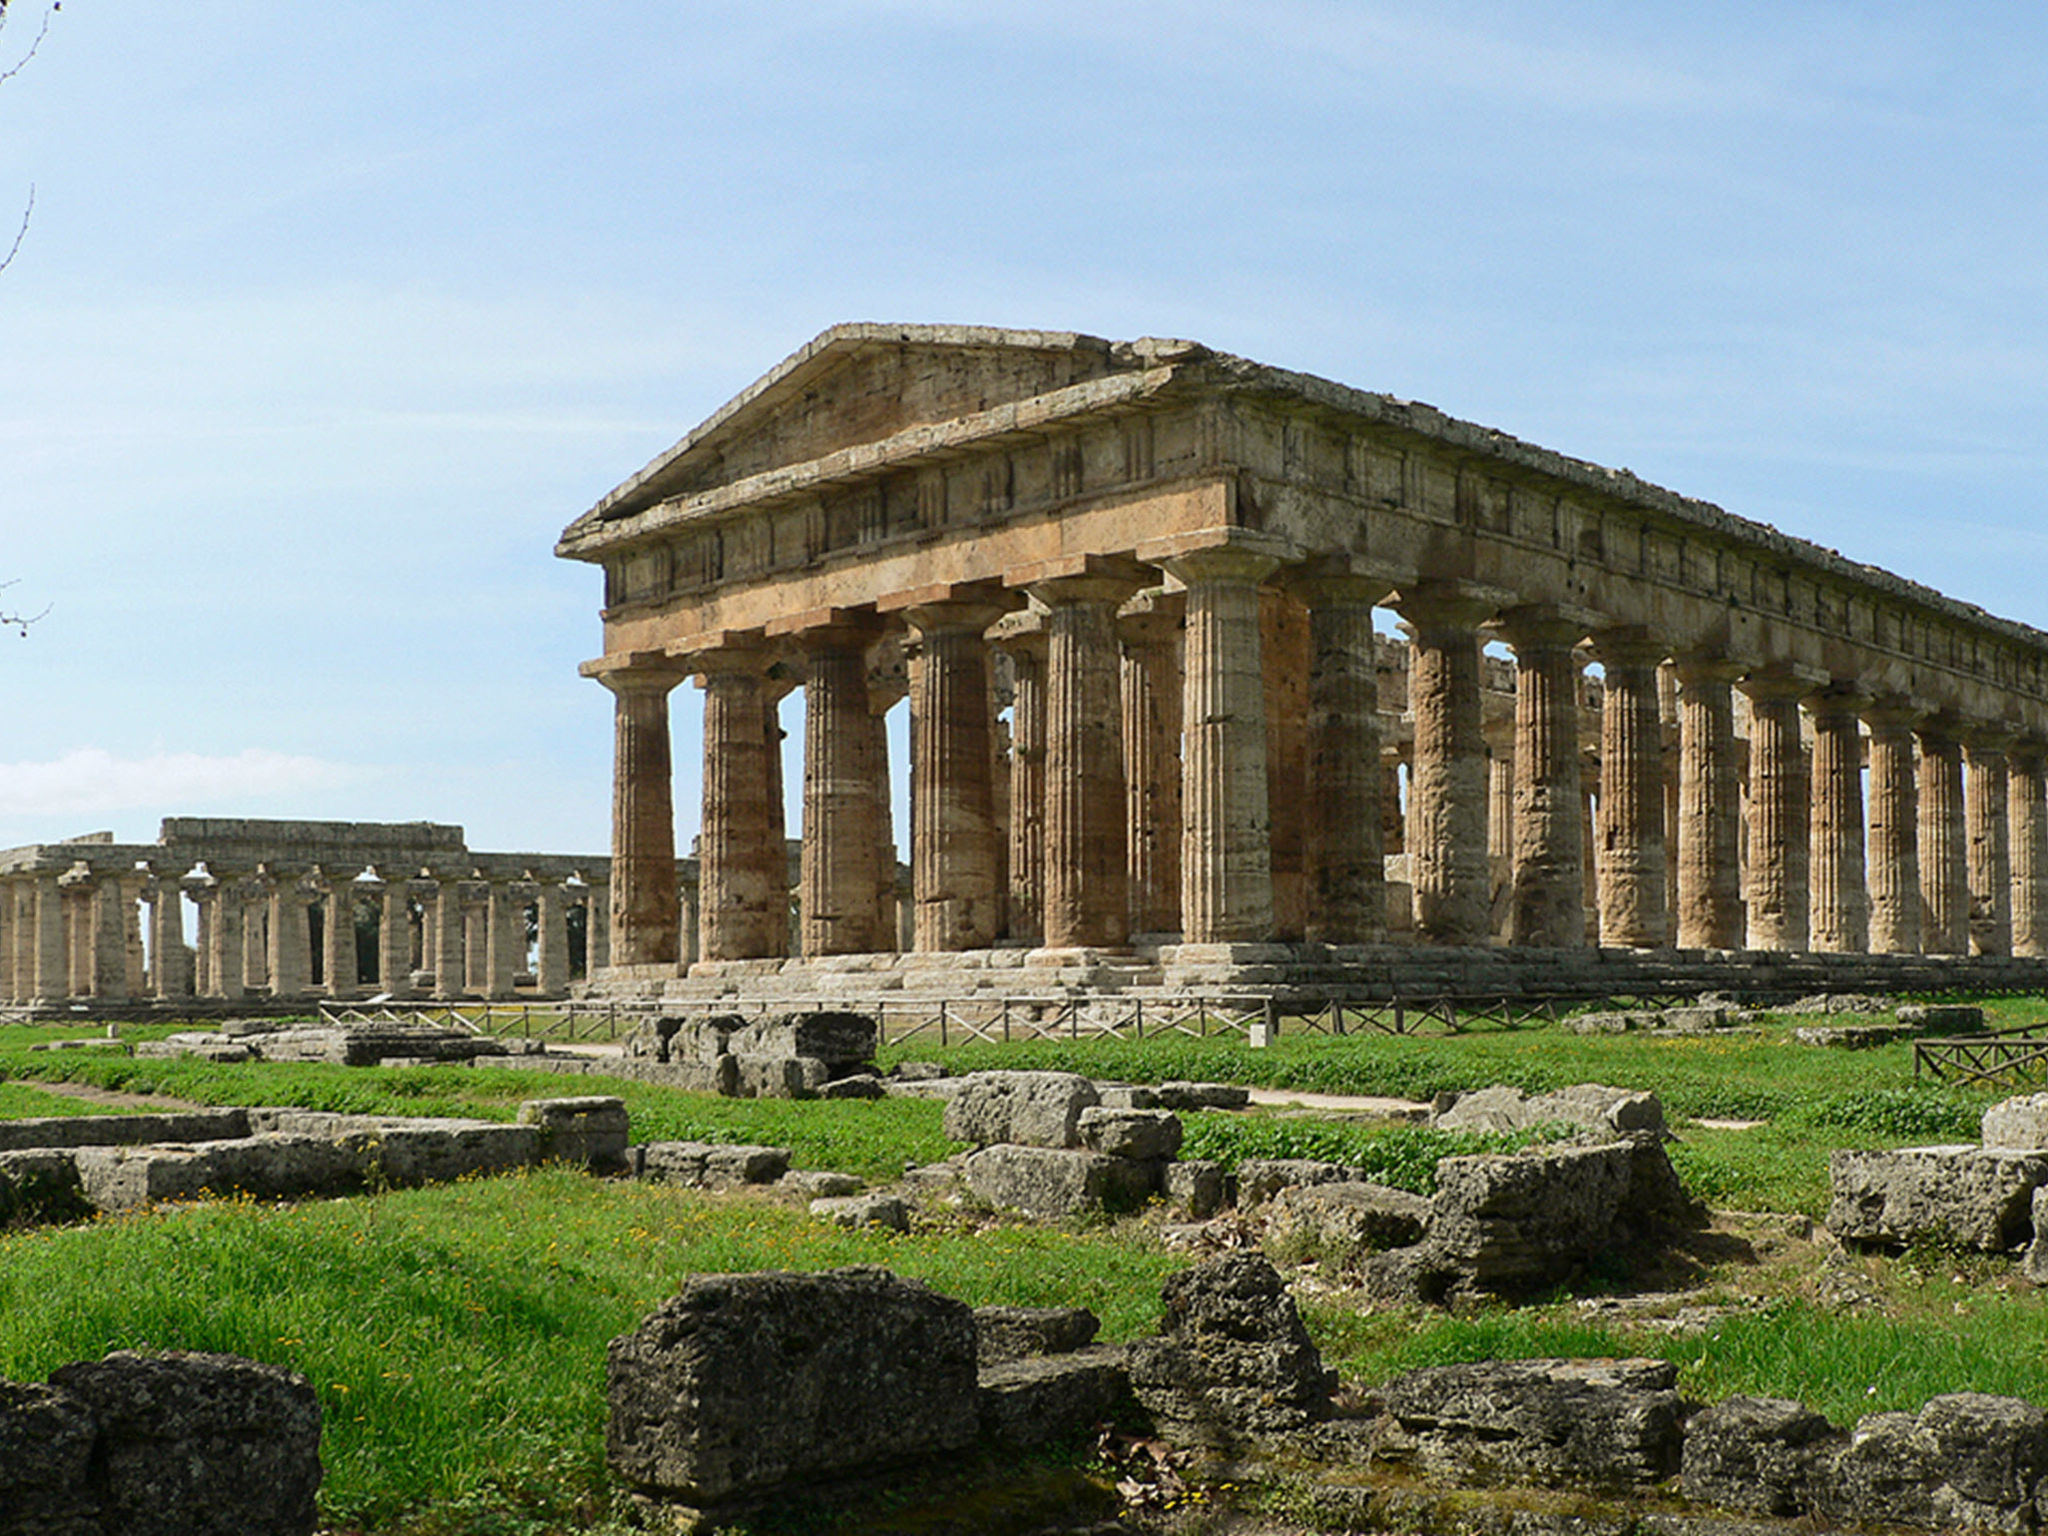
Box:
<box><xmin>1897</xmin><ymin>1003</ymin><xmax>1986</xmax><ymax>1033</ymax></box>
<box><xmin>1679</xmin><ymin>1394</ymin><xmax>1842</xmax><ymax>1516</ymax></box>
<box><xmin>1124</xmin><ymin>1253</ymin><xmax>1336</xmax><ymax>1446</ymax></box>
<box><xmin>0</xmin><ymin>1110</ymin><xmax>251</xmax><ymax>1154</ymax></box>
<box><xmin>962</xmin><ymin>1144</ymin><xmax>1155</xmax><ymax>1217</ymax></box>
<box><xmin>1076</xmin><ymin>1105</ymin><xmax>1183</xmax><ymax>1160</ymax></box>
<box><xmin>0</xmin><ymin>1351</ymin><xmax>323</xmax><ymax>1536</ymax></box>
<box><xmin>633</xmin><ymin>1140</ymin><xmax>790</xmax><ymax>1188</ymax></box>
<box><xmin>1827</xmin><ymin>1145</ymin><xmax>2048</xmax><ymax>1251</ymax></box>
<box><xmin>1819</xmin><ymin>1393</ymin><xmax>2048</xmax><ymax>1533</ymax></box>
<box><xmin>2028</xmin><ymin>1188</ymin><xmax>2048</xmax><ymax>1286</ymax></box>
<box><xmin>808</xmin><ymin>1193</ymin><xmax>908</xmax><ymax>1232</ymax></box>
<box><xmin>1235</xmin><ymin>1157</ymin><xmax>1366</xmax><ymax>1208</ymax></box>
<box><xmin>973</xmin><ymin>1305</ymin><xmax>1100</xmax><ymax>1367</ymax></box>
<box><xmin>606</xmin><ymin>1267</ymin><xmax>977</xmax><ymax>1511</ymax></box>
<box><xmin>516</xmin><ymin>1095</ymin><xmax>630</xmax><ymax>1173</ymax></box>
<box><xmin>1431</xmin><ymin>1082</ymin><xmax>1666</xmax><ymax>1138</ymax></box>
<box><xmin>1163</xmin><ymin>1158</ymin><xmax>1227</xmax><ymax>1218</ymax></box>
<box><xmin>1984</xmin><ymin>1093</ymin><xmax>2048</xmax><ymax>1151</ymax></box>
<box><xmin>942</xmin><ymin>1071</ymin><xmax>1101</xmax><ymax>1149</ymax></box>
<box><xmin>730</xmin><ymin>1054</ymin><xmax>830</xmax><ymax>1100</ymax></box>
<box><xmin>1367</xmin><ymin>1357</ymin><xmax>1686</xmax><ymax>1491</ymax></box>
<box><xmin>978</xmin><ymin>1349</ymin><xmax>1130</xmax><ymax>1451</ymax></box>
<box><xmin>727</xmin><ymin>1010</ymin><xmax>878</xmax><ymax>1067</ymax></box>
<box><xmin>1264</xmin><ymin>1180</ymin><xmax>1430</xmax><ymax>1266</ymax></box>
<box><xmin>0</xmin><ymin>1149</ymin><xmax>89</xmax><ymax>1226</ymax></box>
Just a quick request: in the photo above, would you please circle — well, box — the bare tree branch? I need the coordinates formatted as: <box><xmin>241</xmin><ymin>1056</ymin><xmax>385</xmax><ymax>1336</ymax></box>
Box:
<box><xmin>0</xmin><ymin>580</ymin><xmax>49</xmax><ymax>638</ymax></box>
<box><xmin>0</xmin><ymin>182</ymin><xmax>30</xmax><ymax>274</ymax></box>
<box><xmin>0</xmin><ymin>0</ymin><xmax>56</xmax><ymax>86</ymax></box>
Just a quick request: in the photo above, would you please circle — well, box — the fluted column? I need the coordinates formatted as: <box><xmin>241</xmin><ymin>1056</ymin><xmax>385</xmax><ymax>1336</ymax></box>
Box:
<box><xmin>2010</xmin><ymin>742</ymin><xmax>2048</xmax><ymax>958</ymax></box>
<box><xmin>999</xmin><ymin>624</ymin><xmax>1049</xmax><ymax>943</ymax></box>
<box><xmin>1807</xmin><ymin>686</ymin><xmax>1871</xmax><ymax>953</ymax></box>
<box><xmin>264</xmin><ymin>874</ymin><xmax>308</xmax><ymax>1001</ymax></box>
<box><xmin>1498</xmin><ymin>608</ymin><xmax>1585</xmax><ymax>948</ymax></box>
<box><xmin>1484</xmin><ymin>719</ymin><xmax>1515</xmax><ymax>866</ymax></box>
<box><xmin>588</xmin><ymin>883</ymin><xmax>610</xmax><ymax>970</ymax></box>
<box><xmin>1967</xmin><ymin>730</ymin><xmax>2014</xmax><ymax>958</ymax></box>
<box><xmin>1262</xmin><ymin>587</ymin><xmax>1311</xmax><ymax>941</ymax></box>
<box><xmin>1299</xmin><ymin>573</ymin><xmax>1391</xmax><ymax>945</ymax></box>
<box><xmin>694</xmin><ymin>643</ymin><xmax>787</xmax><ymax>961</ymax></box>
<box><xmin>594</xmin><ymin>658</ymin><xmax>688</xmax><ymax>968</ymax></box>
<box><xmin>1740</xmin><ymin>672</ymin><xmax>1813</xmax><ymax>951</ymax></box>
<box><xmin>1119</xmin><ymin>594</ymin><xmax>1185</xmax><ymax>939</ymax></box>
<box><xmin>1161</xmin><ymin>549</ymin><xmax>1278</xmax><ymax>946</ymax></box>
<box><xmin>1675</xmin><ymin>659</ymin><xmax>1743</xmax><ymax>948</ymax></box>
<box><xmin>322</xmin><ymin>874</ymin><xmax>359</xmax><ymax>999</ymax></box>
<box><xmin>761</xmin><ymin>672</ymin><xmax>796</xmax><ymax>960</ymax></box>
<box><xmin>537</xmin><ymin>884</ymin><xmax>570</xmax><ymax>997</ymax></box>
<box><xmin>1590</xmin><ymin>632</ymin><xmax>1668</xmax><ymax>948</ymax></box>
<box><xmin>1394</xmin><ymin>587</ymin><xmax>1495</xmax><ymax>945</ymax></box>
<box><xmin>799</xmin><ymin>621</ymin><xmax>888</xmax><ymax>956</ymax></box>
<box><xmin>903</xmin><ymin>599</ymin><xmax>1008</xmax><ymax>951</ymax></box>
<box><xmin>84</xmin><ymin>874</ymin><xmax>129</xmax><ymax>1001</ymax></box>
<box><xmin>432</xmin><ymin>878</ymin><xmax>468</xmax><ymax>999</ymax></box>
<box><xmin>1918</xmin><ymin>722</ymin><xmax>1969</xmax><ymax>953</ymax></box>
<box><xmin>148</xmin><ymin>874</ymin><xmax>191</xmax><ymax>1000</ymax></box>
<box><xmin>483</xmin><ymin>881</ymin><xmax>520</xmax><ymax>999</ymax></box>
<box><xmin>380</xmin><ymin>877</ymin><xmax>416</xmax><ymax>997</ymax></box>
<box><xmin>210</xmin><ymin>876</ymin><xmax>246</xmax><ymax>1001</ymax></box>
<box><xmin>1864</xmin><ymin>701</ymin><xmax>1923</xmax><ymax>953</ymax></box>
<box><xmin>30</xmin><ymin>874</ymin><xmax>65</xmax><ymax>1000</ymax></box>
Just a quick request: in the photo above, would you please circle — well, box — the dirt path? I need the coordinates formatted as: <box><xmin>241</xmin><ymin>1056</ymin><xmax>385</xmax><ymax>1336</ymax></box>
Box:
<box><xmin>1245</xmin><ymin>1086</ymin><xmax>1430</xmax><ymax>1118</ymax></box>
<box><xmin>17</xmin><ymin>1079</ymin><xmax>206</xmax><ymax>1113</ymax></box>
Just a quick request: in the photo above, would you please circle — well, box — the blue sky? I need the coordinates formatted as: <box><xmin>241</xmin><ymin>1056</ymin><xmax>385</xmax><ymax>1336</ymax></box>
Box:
<box><xmin>3</xmin><ymin>1</ymin><xmax>2046</xmax><ymax>859</ymax></box>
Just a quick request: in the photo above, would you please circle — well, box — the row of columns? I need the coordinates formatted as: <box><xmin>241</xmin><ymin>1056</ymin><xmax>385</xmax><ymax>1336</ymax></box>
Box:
<box><xmin>0</xmin><ymin>867</ymin><xmax>612</xmax><ymax>1006</ymax></box>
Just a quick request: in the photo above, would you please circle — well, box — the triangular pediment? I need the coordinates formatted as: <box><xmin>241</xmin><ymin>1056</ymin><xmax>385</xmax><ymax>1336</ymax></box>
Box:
<box><xmin>570</xmin><ymin>324</ymin><xmax>1171</xmax><ymax>533</ymax></box>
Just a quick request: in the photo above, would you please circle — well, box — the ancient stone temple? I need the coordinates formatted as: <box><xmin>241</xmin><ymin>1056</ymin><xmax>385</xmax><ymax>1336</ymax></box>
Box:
<box><xmin>557</xmin><ymin>324</ymin><xmax>2048</xmax><ymax>997</ymax></box>
<box><xmin>0</xmin><ymin>818</ymin><xmax>618</xmax><ymax>1008</ymax></box>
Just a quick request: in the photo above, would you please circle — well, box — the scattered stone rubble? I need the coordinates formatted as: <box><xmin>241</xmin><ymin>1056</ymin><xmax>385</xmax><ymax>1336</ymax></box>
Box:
<box><xmin>618</xmin><ymin>1010</ymin><xmax>882</xmax><ymax>1098</ymax></box>
<box><xmin>0</xmin><ymin>1350</ymin><xmax>321</xmax><ymax>1536</ymax></box>
<box><xmin>1563</xmin><ymin>997</ymin><xmax>1984</xmax><ymax>1047</ymax></box>
<box><xmin>1829</xmin><ymin>1090</ymin><xmax>2048</xmax><ymax>1273</ymax></box>
<box><xmin>1431</xmin><ymin>1081</ymin><xmax>1668</xmax><ymax>1138</ymax></box>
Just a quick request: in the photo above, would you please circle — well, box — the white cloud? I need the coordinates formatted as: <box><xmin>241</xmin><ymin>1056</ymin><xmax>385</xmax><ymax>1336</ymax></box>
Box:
<box><xmin>0</xmin><ymin>749</ymin><xmax>362</xmax><ymax>821</ymax></box>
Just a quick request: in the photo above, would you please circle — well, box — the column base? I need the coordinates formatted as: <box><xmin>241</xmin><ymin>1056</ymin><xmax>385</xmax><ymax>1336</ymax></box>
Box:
<box><xmin>1155</xmin><ymin>942</ymin><xmax>1296</xmax><ymax>966</ymax></box>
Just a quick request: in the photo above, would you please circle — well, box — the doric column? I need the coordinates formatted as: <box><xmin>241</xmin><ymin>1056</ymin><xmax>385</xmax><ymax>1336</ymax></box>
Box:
<box><xmin>1918</xmin><ymin>721</ymin><xmax>1969</xmax><ymax>953</ymax></box>
<box><xmin>1119</xmin><ymin>592</ymin><xmax>1185</xmax><ymax>940</ymax></box>
<box><xmin>868</xmin><ymin>649</ymin><xmax>905</xmax><ymax>952</ymax></box>
<box><xmin>588</xmin><ymin>882</ymin><xmax>610</xmax><ymax>970</ymax></box>
<box><xmin>81</xmin><ymin>872</ymin><xmax>130</xmax><ymax>1001</ymax></box>
<box><xmin>1393</xmin><ymin>586</ymin><xmax>1495</xmax><ymax>945</ymax></box>
<box><xmin>1589</xmin><ymin>631</ymin><xmax>1668</xmax><ymax>948</ymax></box>
<box><xmin>1160</xmin><ymin>548</ymin><xmax>1278</xmax><ymax>946</ymax></box>
<box><xmin>321</xmin><ymin>872</ymin><xmax>359</xmax><ymax>999</ymax></box>
<box><xmin>484</xmin><ymin>880</ymin><xmax>522</xmax><ymax>1000</ymax></box>
<box><xmin>2010</xmin><ymin>741</ymin><xmax>2048</xmax><ymax>958</ymax></box>
<box><xmin>1967</xmin><ymin>729</ymin><xmax>2015</xmax><ymax>958</ymax></box>
<box><xmin>1660</xmin><ymin>664</ymin><xmax>1682</xmax><ymax>930</ymax></box>
<box><xmin>1807</xmin><ymin>685</ymin><xmax>1871</xmax><ymax>954</ymax></box>
<box><xmin>1864</xmin><ymin>700</ymin><xmax>1923</xmax><ymax>954</ymax></box>
<box><xmin>692</xmin><ymin>641</ymin><xmax>788</xmax><ymax>962</ymax></box>
<box><xmin>379</xmin><ymin>876</ymin><xmax>416</xmax><ymax>998</ymax></box>
<box><xmin>1297</xmin><ymin>572</ymin><xmax>1391</xmax><ymax>945</ymax></box>
<box><xmin>262</xmin><ymin>870</ymin><xmax>310</xmax><ymax>1001</ymax></box>
<box><xmin>1262</xmin><ymin>587</ymin><xmax>1312</xmax><ymax>941</ymax></box>
<box><xmin>797</xmin><ymin>619</ymin><xmax>888</xmax><ymax>956</ymax></box>
<box><xmin>996</xmin><ymin>620</ymin><xmax>1048</xmax><ymax>944</ymax></box>
<box><xmin>1497</xmin><ymin>607</ymin><xmax>1586</xmax><ymax>949</ymax></box>
<box><xmin>1739</xmin><ymin>671</ymin><xmax>1814</xmax><ymax>951</ymax></box>
<box><xmin>432</xmin><ymin>877</ymin><xmax>468</xmax><ymax>999</ymax></box>
<box><xmin>761</xmin><ymin>670</ymin><xmax>797</xmax><ymax>959</ymax></box>
<box><xmin>536</xmin><ymin>883</ymin><xmax>570</xmax><ymax>996</ymax></box>
<box><xmin>0</xmin><ymin>880</ymin><xmax>13</xmax><ymax>1003</ymax></box>
<box><xmin>210</xmin><ymin>875</ymin><xmax>247</xmax><ymax>1001</ymax></box>
<box><xmin>147</xmin><ymin>872</ymin><xmax>191</xmax><ymax>1000</ymax></box>
<box><xmin>1032</xmin><ymin>572</ymin><xmax>1139</xmax><ymax>950</ymax></box>
<box><xmin>1484</xmin><ymin>718</ymin><xmax>1515</xmax><ymax>866</ymax></box>
<box><xmin>591</xmin><ymin>655</ymin><xmax>688</xmax><ymax>969</ymax></box>
<box><xmin>901</xmin><ymin>595</ymin><xmax>1009</xmax><ymax>952</ymax></box>
<box><xmin>1674</xmin><ymin>658</ymin><xmax>1744</xmax><ymax>948</ymax></box>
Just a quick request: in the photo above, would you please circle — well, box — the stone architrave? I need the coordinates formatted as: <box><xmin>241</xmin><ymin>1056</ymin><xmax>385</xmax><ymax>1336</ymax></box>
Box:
<box><xmin>1393</xmin><ymin>586</ymin><xmax>1496</xmax><ymax>946</ymax></box>
<box><xmin>1865</xmin><ymin>700</ymin><xmax>1923</xmax><ymax>954</ymax></box>
<box><xmin>148</xmin><ymin>873</ymin><xmax>192</xmax><ymax>1001</ymax></box>
<box><xmin>1807</xmin><ymin>685</ymin><xmax>1871</xmax><ymax>954</ymax></box>
<box><xmin>1674</xmin><ymin>658</ymin><xmax>1743</xmax><ymax>949</ymax></box>
<box><xmin>591</xmin><ymin>655</ymin><xmax>689</xmax><ymax>969</ymax></box>
<box><xmin>794</xmin><ymin>618</ymin><xmax>888</xmax><ymax>956</ymax></box>
<box><xmin>899</xmin><ymin>594</ymin><xmax>1010</xmax><ymax>952</ymax></box>
<box><xmin>690</xmin><ymin>640</ymin><xmax>787</xmax><ymax>962</ymax></box>
<box><xmin>1158</xmin><ymin>546</ymin><xmax>1280</xmax><ymax>947</ymax></box>
<box><xmin>1967</xmin><ymin>730</ymin><xmax>2015</xmax><ymax>958</ymax></box>
<box><xmin>995</xmin><ymin>619</ymin><xmax>1048</xmax><ymax>944</ymax></box>
<box><xmin>1590</xmin><ymin>631</ymin><xmax>1668</xmax><ymax>948</ymax></box>
<box><xmin>2011</xmin><ymin>742</ymin><xmax>2048</xmax><ymax>958</ymax></box>
<box><xmin>1497</xmin><ymin>607</ymin><xmax>1586</xmax><ymax>949</ymax></box>
<box><xmin>1919</xmin><ymin>722</ymin><xmax>1970</xmax><ymax>954</ymax></box>
<box><xmin>1028</xmin><ymin>571</ymin><xmax>1139</xmax><ymax>951</ymax></box>
<box><xmin>1299</xmin><ymin>572</ymin><xmax>1391</xmax><ymax>946</ymax></box>
<box><xmin>1118</xmin><ymin>591</ymin><xmax>1185</xmax><ymax>940</ymax></box>
<box><xmin>1740</xmin><ymin>671</ymin><xmax>1814</xmax><ymax>952</ymax></box>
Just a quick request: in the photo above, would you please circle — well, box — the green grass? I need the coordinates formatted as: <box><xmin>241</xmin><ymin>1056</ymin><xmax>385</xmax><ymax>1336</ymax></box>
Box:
<box><xmin>0</xmin><ymin>1080</ymin><xmax>135</xmax><ymax>1119</ymax></box>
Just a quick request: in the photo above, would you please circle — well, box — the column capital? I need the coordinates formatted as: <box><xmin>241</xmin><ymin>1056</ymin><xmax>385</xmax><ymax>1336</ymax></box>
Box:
<box><xmin>675</xmin><ymin>632</ymin><xmax>779</xmax><ymax>679</ymax></box>
<box><xmin>1587</xmin><ymin>627</ymin><xmax>1669</xmax><ymax>671</ymax></box>
<box><xmin>878</xmin><ymin>579</ymin><xmax>1019</xmax><ymax>636</ymax></box>
<box><xmin>581</xmin><ymin>650</ymin><xmax>692</xmax><ymax>694</ymax></box>
<box><xmin>1965</xmin><ymin>722</ymin><xmax>2021</xmax><ymax>755</ymax></box>
<box><xmin>1277</xmin><ymin>553</ymin><xmax>1394</xmax><ymax>610</ymax></box>
<box><xmin>1493</xmin><ymin>604</ymin><xmax>1596</xmax><ymax>654</ymax></box>
<box><xmin>1116</xmin><ymin>587</ymin><xmax>1186</xmax><ymax>649</ymax></box>
<box><xmin>1737</xmin><ymin>664</ymin><xmax>1828</xmax><ymax>703</ymax></box>
<box><xmin>1863</xmin><ymin>693</ymin><xmax>1931</xmax><ymax>733</ymax></box>
<box><xmin>1390</xmin><ymin>580</ymin><xmax>1510</xmax><ymax>634</ymax></box>
<box><xmin>1805</xmin><ymin>682</ymin><xmax>1874</xmax><ymax>721</ymax></box>
<box><xmin>1136</xmin><ymin>526</ymin><xmax>1301</xmax><ymax>581</ymax></box>
<box><xmin>1010</xmin><ymin>551</ymin><xmax>1153</xmax><ymax>604</ymax></box>
<box><xmin>1673</xmin><ymin>652</ymin><xmax>1747</xmax><ymax>687</ymax></box>
<box><xmin>770</xmin><ymin>607</ymin><xmax>889</xmax><ymax>651</ymax></box>
<box><xmin>988</xmin><ymin>607</ymin><xmax>1049</xmax><ymax>659</ymax></box>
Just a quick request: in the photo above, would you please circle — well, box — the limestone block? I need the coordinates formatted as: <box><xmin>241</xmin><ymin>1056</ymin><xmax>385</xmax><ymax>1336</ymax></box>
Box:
<box><xmin>727</xmin><ymin>1010</ymin><xmax>878</xmax><ymax>1067</ymax></box>
<box><xmin>731</xmin><ymin>1054</ymin><xmax>830</xmax><ymax>1099</ymax></box>
<box><xmin>1431</xmin><ymin>1082</ymin><xmax>1665</xmax><ymax>1138</ymax></box>
<box><xmin>977</xmin><ymin>1348</ymin><xmax>1130</xmax><ymax>1450</ymax></box>
<box><xmin>962</xmin><ymin>1144</ymin><xmax>1153</xmax><ymax>1216</ymax></box>
<box><xmin>1984</xmin><ymin>1093</ymin><xmax>2048</xmax><ymax>1150</ymax></box>
<box><xmin>1124</xmin><ymin>1254</ymin><xmax>1335</xmax><ymax>1445</ymax></box>
<box><xmin>606</xmin><ymin>1267</ymin><xmax>978</xmax><ymax>1507</ymax></box>
<box><xmin>1095</xmin><ymin>1084</ymin><xmax>1160</xmax><ymax>1109</ymax></box>
<box><xmin>0</xmin><ymin>1110</ymin><xmax>250</xmax><ymax>1153</ymax></box>
<box><xmin>778</xmin><ymin>1170</ymin><xmax>863</xmax><ymax>1199</ymax></box>
<box><xmin>1679</xmin><ymin>1395</ymin><xmax>1841</xmax><ymax>1516</ymax></box>
<box><xmin>352</xmin><ymin>1122</ymin><xmax>541</xmax><ymax>1187</ymax></box>
<box><xmin>1370</xmin><ymin>1357</ymin><xmax>1685</xmax><ymax>1490</ymax></box>
<box><xmin>0</xmin><ymin>1150</ymin><xmax>87</xmax><ymax>1225</ymax></box>
<box><xmin>0</xmin><ymin>1380</ymin><xmax>99</xmax><ymax>1536</ymax></box>
<box><xmin>1897</xmin><ymin>1003</ymin><xmax>1986</xmax><ymax>1032</ymax></box>
<box><xmin>1153</xmin><ymin>1080</ymin><xmax>1251</xmax><ymax>1111</ymax></box>
<box><xmin>1163</xmin><ymin>1159</ymin><xmax>1227</xmax><ymax>1218</ymax></box>
<box><xmin>2026</xmin><ymin>1188</ymin><xmax>2048</xmax><ymax>1287</ymax></box>
<box><xmin>634</xmin><ymin>1140</ymin><xmax>790</xmax><ymax>1188</ymax></box>
<box><xmin>1820</xmin><ymin>1394</ymin><xmax>2048</xmax><ymax>1533</ymax></box>
<box><xmin>44</xmin><ymin>1350</ymin><xmax>322</xmax><ymax>1536</ymax></box>
<box><xmin>1793</xmin><ymin>1023</ymin><xmax>1914</xmax><ymax>1049</ymax></box>
<box><xmin>942</xmin><ymin>1071</ymin><xmax>1100</xmax><ymax>1149</ymax></box>
<box><xmin>1235</xmin><ymin>1157</ymin><xmax>1365</xmax><ymax>1207</ymax></box>
<box><xmin>516</xmin><ymin>1095</ymin><xmax>630</xmax><ymax>1172</ymax></box>
<box><xmin>809</xmin><ymin>1193</ymin><xmax>908</xmax><ymax>1232</ymax></box>
<box><xmin>1426</xmin><ymin>1142</ymin><xmax>1638</xmax><ymax>1289</ymax></box>
<box><xmin>1827</xmin><ymin>1146</ymin><xmax>2048</xmax><ymax>1251</ymax></box>
<box><xmin>135</xmin><ymin>1036</ymin><xmax>253</xmax><ymax>1063</ymax></box>
<box><xmin>973</xmin><ymin>1305</ymin><xmax>1099</xmax><ymax>1366</ymax></box>
<box><xmin>1264</xmin><ymin>1180</ymin><xmax>1430</xmax><ymax>1265</ymax></box>
<box><xmin>816</xmin><ymin>1073</ymin><xmax>885</xmax><ymax>1100</ymax></box>
<box><xmin>1076</xmin><ymin>1106</ymin><xmax>1182</xmax><ymax>1160</ymax></box>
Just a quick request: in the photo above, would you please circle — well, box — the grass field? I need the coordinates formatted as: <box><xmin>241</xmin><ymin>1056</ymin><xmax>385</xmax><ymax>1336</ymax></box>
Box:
<box><xmin>0</xmin><ymin>1002</ymin><xmax>2043</xmax><ymax>1533</ymax></box>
